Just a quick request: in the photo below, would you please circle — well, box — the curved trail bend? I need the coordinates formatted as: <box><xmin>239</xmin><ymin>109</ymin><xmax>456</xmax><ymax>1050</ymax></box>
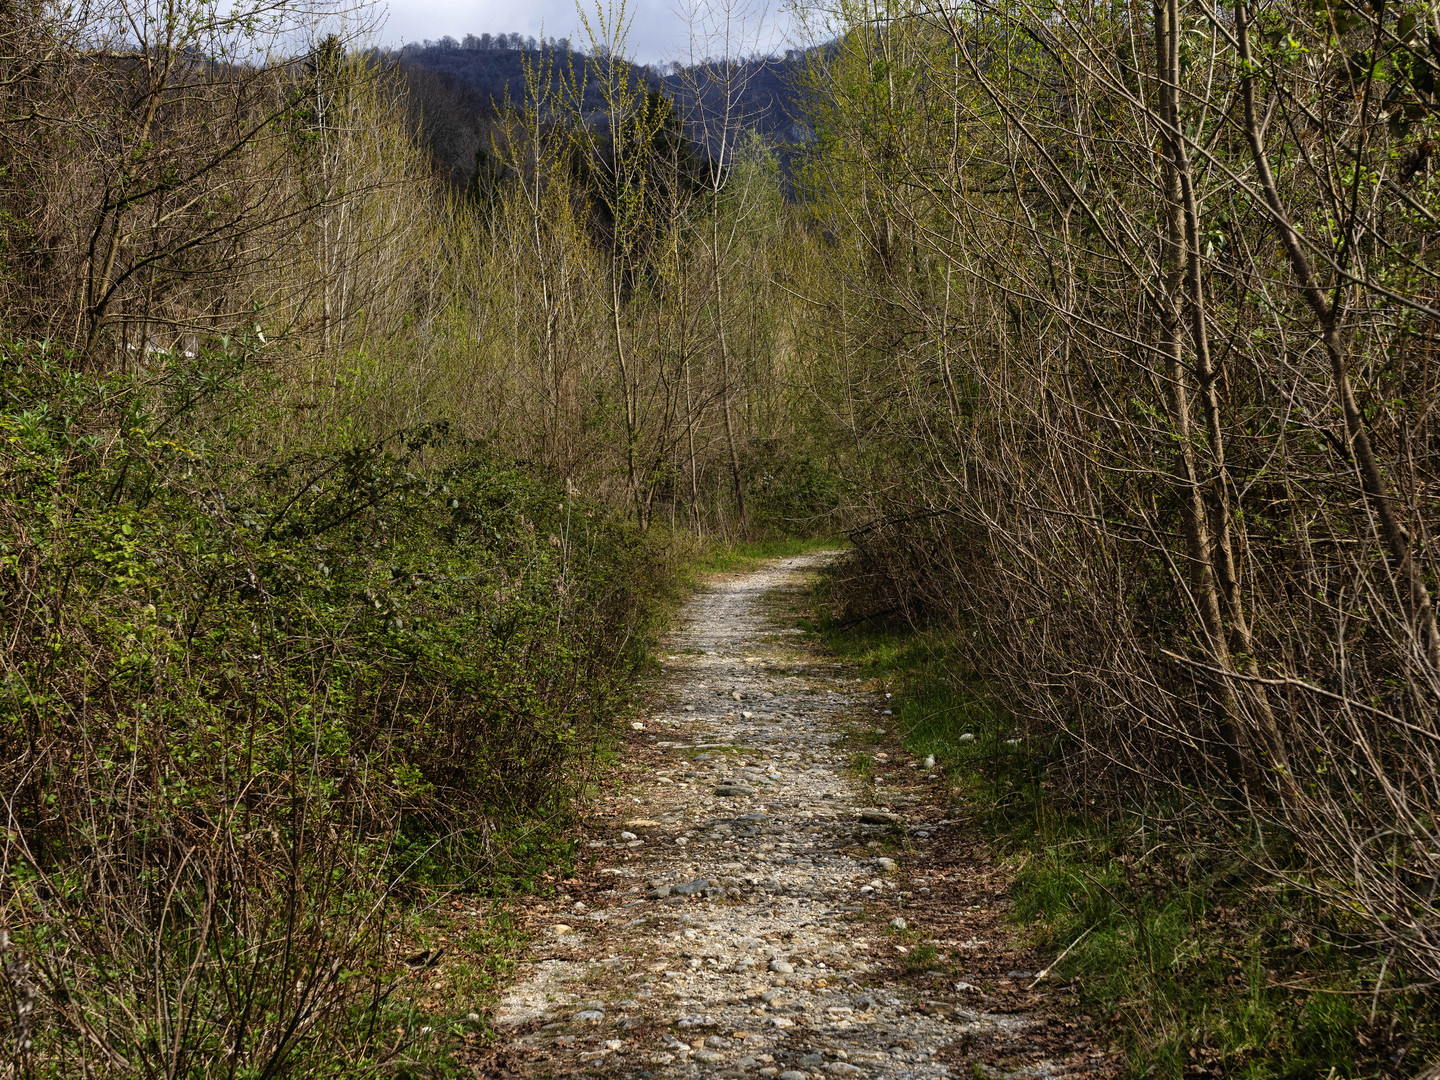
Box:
<box><xmin>490</xmin><ymin>553</ymin><xmax>1114</xmax><ymax>1079</ymax></box>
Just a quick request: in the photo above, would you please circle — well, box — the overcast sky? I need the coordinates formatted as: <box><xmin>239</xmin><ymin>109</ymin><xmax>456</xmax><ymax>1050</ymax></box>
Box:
<box><xmin>376</xmin><ymin>0</ymin><xmax>798</xmax><ymax>65</ymax></box>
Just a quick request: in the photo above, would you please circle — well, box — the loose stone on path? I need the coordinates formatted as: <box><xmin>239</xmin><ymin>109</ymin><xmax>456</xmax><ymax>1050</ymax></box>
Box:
<box><xmin>489</xmin><ymin>553</ymin><xmax>1105</xmax><ymax>1079</ymax></box>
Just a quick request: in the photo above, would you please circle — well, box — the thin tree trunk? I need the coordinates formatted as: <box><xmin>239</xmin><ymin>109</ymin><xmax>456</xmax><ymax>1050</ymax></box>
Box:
<box><xmin>612</xmin><ymin>270</ymin><xmax>645</xmax><ymax>528</ymax></box>
<box><xmin>684</xmin><ymin>350</ymin><xmax>702</xmax><ymax>534</ymax></box>
<box><xmin>1161</xmin><ymin>0</ymin><xmax>1291</xmax><ymax>778</ymax></box>
<box><xmin>1154</xmin><ymin>0</ymin><xmax>1257</xmax><ymax>784</ymax></box>
<box><xmin>710</xmin><ymin>211</ymin><xmax>748</xmax><ymax>533</ymax></box>
<box><xmin>85</xmin><ymin>55</ymin><xmax>172</xmax><ymax>358</ymax></box>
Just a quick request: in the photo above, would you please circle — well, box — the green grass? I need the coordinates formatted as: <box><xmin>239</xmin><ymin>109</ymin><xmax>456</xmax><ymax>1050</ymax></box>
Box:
<box><xmin>848</xmin><ymin>751</ymin><xmax>877</xmax><ymax>778</ymax></box>
<box><xmin>899</xmin><ymin>942</ymin><xmax>943</xmax><ymax>974</ymax></box>
<box><xmin>1006</xmin><ymin>838</ymin><xmax>1420</xmax><ymax>1078</ymax></box>
<box><xmin>404</xmin><ymin>904</ymin><xmax>532</xmax><ymax>1061</ymax></box>
<box><xmin>800</xmin><ymin>583</ymin><xmax>1440</xmax><ymax>1079</ymax></box>
<box><xmin>803</xmin><ymin>612</ymin><xmax>1041</xmax><ymax>822</ymax></box>
<box><xmin>690</xmin><ymin>535</ymin><xmax>848</xmax><ymax>575</ymax></box>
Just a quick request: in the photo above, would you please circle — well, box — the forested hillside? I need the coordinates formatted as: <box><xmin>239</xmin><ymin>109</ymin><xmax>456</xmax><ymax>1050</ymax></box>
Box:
<box><xmin>3</xmin><ymin>0</ymin><xmax>1440</xmax><ymax>1073</ymax></box>
<box><xmin>395</xmin><ymin>38</ymin><xmax>814</xmax><ymax>187</ymax></box>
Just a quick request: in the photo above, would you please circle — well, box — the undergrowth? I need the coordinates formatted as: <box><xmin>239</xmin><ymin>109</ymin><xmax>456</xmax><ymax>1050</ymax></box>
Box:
<box><xmin>803</xmin><ymin>568</ymin><xmax>1440</xmax><ymax>1080</ymax></box>
<box><xmin>0</xmin><ymin>340</ymin><xmax>685</xmax><ymax>1076</ymax></box>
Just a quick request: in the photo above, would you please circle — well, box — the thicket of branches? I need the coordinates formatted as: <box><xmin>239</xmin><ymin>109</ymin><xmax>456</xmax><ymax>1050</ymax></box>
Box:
<box><xmin>2</xmin><ymin>0</ymin><xmax>825</xmax><ymax>533</ymax></box>
<box><xmin>441</xmin><ymin>4</ymin><xmax>831</xmax><ymax>534</ymax></box>
<box><xmin>795</xmin><ymin>0</ymin><xmax>1440</xmax><ymax>992</ymax></box>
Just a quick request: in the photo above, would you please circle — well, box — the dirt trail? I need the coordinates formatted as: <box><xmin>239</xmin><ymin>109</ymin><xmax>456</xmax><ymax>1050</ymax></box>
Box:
<box><xmin>487</xmin><ymin>553</ymin><xmax>1116</xmax><ymax>1079</ymax></box>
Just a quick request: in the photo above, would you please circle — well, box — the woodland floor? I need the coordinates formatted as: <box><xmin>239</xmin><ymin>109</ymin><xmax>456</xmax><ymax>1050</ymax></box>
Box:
<box><xmin>464</xmin><ymin>552</ymin><xmax>1124</xmax><ymax>1079</ymax></box>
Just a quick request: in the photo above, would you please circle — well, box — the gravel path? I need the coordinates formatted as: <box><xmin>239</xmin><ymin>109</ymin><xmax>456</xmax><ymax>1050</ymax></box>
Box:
<box><xmin>489</xmin><ymin>553</ymin><xmax>1110</xmax><ymax>1079</ymax></box>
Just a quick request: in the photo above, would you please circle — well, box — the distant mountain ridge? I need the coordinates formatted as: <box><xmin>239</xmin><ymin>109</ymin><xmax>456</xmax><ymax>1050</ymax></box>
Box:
<box><xmin>389</xmin><ymin>36</ymin><xmax>814</xmax><ymax>187</ymax></box>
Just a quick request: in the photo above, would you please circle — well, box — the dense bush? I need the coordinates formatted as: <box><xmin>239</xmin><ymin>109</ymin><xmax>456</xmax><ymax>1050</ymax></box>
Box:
<box><xmin>0</xmin><ymin>342</ymin><xmax>667</xmax><ymax>1074</ymax></box>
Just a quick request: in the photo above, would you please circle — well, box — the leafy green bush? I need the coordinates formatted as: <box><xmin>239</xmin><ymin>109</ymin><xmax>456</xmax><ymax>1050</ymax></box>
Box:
<box><xmin>0</xmin><ymin>341</ymin><xmax>669</xmax><ymax>1075</ymax></box>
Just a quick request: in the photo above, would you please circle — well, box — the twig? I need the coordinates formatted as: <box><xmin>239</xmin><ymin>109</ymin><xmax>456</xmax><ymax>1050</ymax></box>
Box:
<box><xmin>1027</xmin><ymin>925</ymin><xmax>1094</xmax><ymax>990</ymax></box>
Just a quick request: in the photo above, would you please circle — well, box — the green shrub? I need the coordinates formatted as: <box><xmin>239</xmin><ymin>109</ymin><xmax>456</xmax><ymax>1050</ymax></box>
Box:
<box><xmin>0</xmin><ymin>341</ymin><xmax>672</xmax><ymax>1075</ymax></box>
